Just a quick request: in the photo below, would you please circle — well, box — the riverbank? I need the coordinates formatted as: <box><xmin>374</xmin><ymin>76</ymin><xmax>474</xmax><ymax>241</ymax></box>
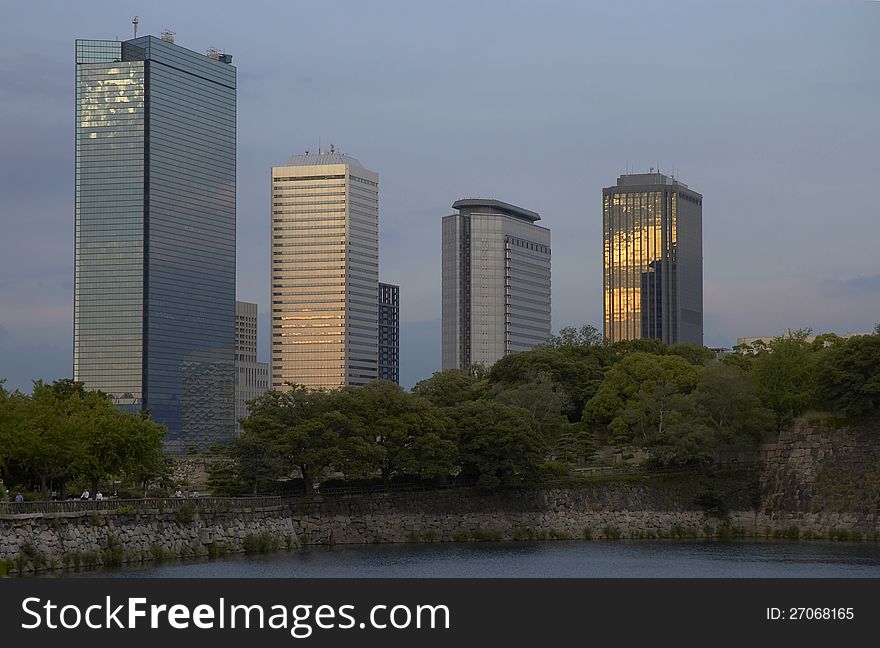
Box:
<box><xmin>2</xmin><ymin>476</ymin><xmax>877</xmax><ymax>576</ymax></box>
<box><xmin>3</xmin><ymin>413</ymin><xmax>878</xmax><ymax>576</ymax></box>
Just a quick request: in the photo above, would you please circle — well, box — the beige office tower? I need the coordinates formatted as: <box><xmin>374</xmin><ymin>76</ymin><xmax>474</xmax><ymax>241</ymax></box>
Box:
<box><xmin>271</xmin><ymin>152</ymin><xmax>379</xmax><ymax>389</ymax></box>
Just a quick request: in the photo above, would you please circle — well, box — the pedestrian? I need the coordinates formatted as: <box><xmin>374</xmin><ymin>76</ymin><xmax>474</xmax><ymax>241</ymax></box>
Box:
<box><xmin>95</xmin><ymin>491</ymin><xmax>104</xmax><ymax>501</ymax></box>
<box><xmin>191</xmin><ymin>490</ymin><xmax>199</xmax><ymax>499</ymax></box>
<box><xmin>175</xmin><ymin>489</ymin><xmax>183</xmax><ymax>498</ymax></box>
<box><xmin>80</xmin><ymin>489</ymin><xmax>90</xmax><ymax>500</ymax></box>
<box><xmin>15</xmin><ymin>493</ymin><xmax>24</xmax><ymax>503</ymax></box>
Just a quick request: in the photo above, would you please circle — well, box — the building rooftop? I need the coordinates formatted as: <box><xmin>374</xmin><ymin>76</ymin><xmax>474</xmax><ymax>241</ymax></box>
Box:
<box><xmin>281</xmin><ymin>152</ymin><xmax>364</xmax><ymax>168</ymax></box>
<box><xmin>616</xmin><ymin>172</ymin><xmax>689</xmax><ymax>189</ymax></box>
<box><xmin>452</xmin><ymin>198</ymin><xmax>541</xmax><ymax>222</ymax></box>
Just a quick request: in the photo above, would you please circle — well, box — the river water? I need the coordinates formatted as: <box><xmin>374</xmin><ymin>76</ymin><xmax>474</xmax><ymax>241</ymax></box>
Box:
<box><xmin>73</xmin><ymin>540</ymin><xmax>880</xmax><ymax>578</ymax></box>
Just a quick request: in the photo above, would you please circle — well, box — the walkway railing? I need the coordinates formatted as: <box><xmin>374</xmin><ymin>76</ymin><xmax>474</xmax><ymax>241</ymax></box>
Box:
<box><xmin>0</xmin><ymin>495</ymin><xmax>285</xmax><ymax>516</ymax></box>
<box><xmin>0</xmin><ymin>463</ymin><xmax>758</xmax><ymax>515</ymax></box>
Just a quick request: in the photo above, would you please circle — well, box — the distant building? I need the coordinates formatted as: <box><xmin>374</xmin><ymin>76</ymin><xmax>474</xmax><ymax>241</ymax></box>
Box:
<box><xmin>73</xmin><ymin>35</ymin><xmax>236</xmax><ymax>451</ymax></box>
<box><xmin>442</xmin><ymin>199</ymin><xmax>551</xmax><ymax>370</ymax></box>
<box><xmin>235</xmin><ymin>302</ymin><xmax>269</xmax><ymax>435</ymax></box>
<box><xmin>602</xmin><ymin>172</ymin><xmax>703</xmax><ymax>346</ymax></box>
<box><xmin>736</xmin><ymin>332</ymin><xmax>871</xmax><ymax>352</ymax></box>
<box><xmin>271</xmin><ymin>152</ymin><xmax>379</xmax><ymax>389</ymax></box>
<box><xmin>378</xmin><ymin>283</ymin><xmax>400</xmax><ymax>383</ymax></box>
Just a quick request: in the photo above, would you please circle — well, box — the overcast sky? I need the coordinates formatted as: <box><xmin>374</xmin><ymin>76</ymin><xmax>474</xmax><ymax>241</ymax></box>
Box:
<box><xmin>1</xmin><ymin>0</ymin><xmax>878</xmax><ymax>391</ymax></box>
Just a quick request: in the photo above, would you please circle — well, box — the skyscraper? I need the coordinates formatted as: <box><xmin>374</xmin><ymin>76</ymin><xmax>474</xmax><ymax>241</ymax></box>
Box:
<box><xmin>73</xmin><ymin>35</ymin><xmax>236</xmax><ymax>450</ymax></box>
<box><xmin>378</xmin><ymin>283</ymin><xmax>400</xmax><ymax>384</ymax></box>
<box><xmin>234</xmin><ymin>301</ymin><xmax>269</xmax><ymax>435</ymax></box>
<box><xmin>271</xmin><ymin>152</ymin><xmax>379</xmax><ymax>389</ymax></box>
<box><xmin>442</xmin><ymin>199</ymin><xmax>551</xmax><ymax>370</ymax></box>
<box><xmin>602</xmin><ymin>172</ymin><xmax>703</xmax><ymax>345</ymax></box>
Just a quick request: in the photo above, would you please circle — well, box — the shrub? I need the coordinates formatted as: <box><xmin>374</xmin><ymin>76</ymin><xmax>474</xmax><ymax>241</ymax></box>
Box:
<box><xmin>116</xmin><ymin>505</ymin><xmax>136</xmax><ymax>517</ymax></box>
<box><xmin>603</xmin><ymin>526</ymin><xmax>621</xmax><ymax>540</ymax></box>
<box><xmin>174</xmin><ymin>502</ymin><xmax>196</xmax><ymax>524</ymax></box>
<box><xmin>102</xmin><ymin>535</ymin><xmax>125</xmax><ymax>568</ymax></box>
<box><xmin>243</xmin><ymin>532</ymin><xmax>280</xmax><ymax>554</ymax></box>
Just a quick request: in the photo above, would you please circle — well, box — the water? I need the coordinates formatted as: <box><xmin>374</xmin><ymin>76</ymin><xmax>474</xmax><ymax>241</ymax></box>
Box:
<box><xmin>72</xmin><ymin>541</ymin><xmax>880</xmax><ymax>578</ymax></box>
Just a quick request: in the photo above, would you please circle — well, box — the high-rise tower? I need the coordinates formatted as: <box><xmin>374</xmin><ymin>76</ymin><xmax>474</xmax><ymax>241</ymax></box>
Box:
<box><xmin>270</xmin><ymin>152</ymin><xmax>379</xmax><ymax>389</ymax></box>
<box><xmin>602</xmin><ymin>172</ymin><xmax>703</xmax><ymax>345</ymax></box>
<box><xmin>442</xmin><ymin>199</ymin><xmax>551</xmax><ymax>370</ymax></box>
<box><xmin>73</xmin><ymin>35</ymin><xmax>236</xmax><ymax>450</ymax></box>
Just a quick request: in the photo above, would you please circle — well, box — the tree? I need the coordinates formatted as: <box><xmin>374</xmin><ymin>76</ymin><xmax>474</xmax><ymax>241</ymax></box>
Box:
<box><xmin>815</xmin><ymin>334</ymin><xmax>880</xmax><ymax>418</ymax></box>
<box><xmin>487</xmin><ymin>346</ymin><xmax>610</xmax><ymax>421</ymax></box>
<box><xmin>448</xmin><ymin>400</ymin><xmax>546</xmax><ymax>489</ymax></box>
<box><xmin>490</xmin><ymin>372</ymin><xmax>571</xmax><ymax>445</ymax></box>
<box><xmin>226</xmin><ymin>434</ymin><xmax>283</xmax><ymax>494</ymax></box>
<box><xmin>751</xmin><ymin>330</ymin><xmax>818</xmax><ymax>430</ymax></box>
<box><xmin>412</xmin><ymin>369</ymin><xmax>486</xmax><ymax>407</ymax></box>
<box><xmin>551</xmin><ymin>427</ymin><xmax>596</xmax><ymax>465</ymax></box>
<box><xmin>692</xmin><ymin>361</ymin><xmax>774</xmax><ymax>449</ymax></box>
<box><xmin>583</xmin><ymin>352</ymin><xmax>703</xmax><ymax>432</ymax></box>
<box><xmin>667</xmin><ymin>344</ymin><xmax>715</xmax><ymax>366</ymax></box>
<box><xmin>541</xmin><ymin>324</ymin><xmax>604</xmax><ymax>349</ymax></box>
<box><xmin>340</xmin><ymin>381</ymin><xmax>456</xmax><ymax>483</ymax></box>
<box><xmin>241</xmin><ymin>385</ymin><xmax>346</xmax><ymax>495</ymax></box>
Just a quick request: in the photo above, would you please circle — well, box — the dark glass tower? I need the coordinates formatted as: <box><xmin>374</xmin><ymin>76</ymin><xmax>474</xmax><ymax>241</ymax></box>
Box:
<box><xmin>602</xmin><ymin>173</ymin><xmax>703</xmax><ymax>345</ymax></box>
<box><xmin>378</xmin><ymin>283</ymin><xmax>400</xmax><ymax>383</ymax></box>
<box><xmin>74</xmin><ymin>35</ymin><xmax>236</xmax><ymax>451</ymax></box>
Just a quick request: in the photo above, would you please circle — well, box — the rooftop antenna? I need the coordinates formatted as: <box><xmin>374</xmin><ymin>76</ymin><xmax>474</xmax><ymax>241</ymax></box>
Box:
<box><xmin>132</xmin><ymin>16</ymin><xmax>139</xmax><ymax>39</ymax></box>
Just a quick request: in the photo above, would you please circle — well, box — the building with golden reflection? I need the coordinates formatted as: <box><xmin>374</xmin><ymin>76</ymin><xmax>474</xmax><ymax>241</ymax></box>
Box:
<box><xmin>602</xmin><ymin>173</ymin><xmax>703</xmax><ymax>345</ymax></box>
<box><xmin>270</xmin><ymin>152</ymin><xmax>379</xmax><ymax>389</ymax></box>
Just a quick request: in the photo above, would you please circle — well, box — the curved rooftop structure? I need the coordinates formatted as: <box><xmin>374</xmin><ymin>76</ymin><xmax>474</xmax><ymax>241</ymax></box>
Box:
<box><xmin>281</xmin><ymin>152</ymin><xmax>364</xmax><ymax>168</ymax></box>
<box><xmin>452</xmin><ymin>198</ymin><xmax>541</xmax><ymax>222</ymax></box>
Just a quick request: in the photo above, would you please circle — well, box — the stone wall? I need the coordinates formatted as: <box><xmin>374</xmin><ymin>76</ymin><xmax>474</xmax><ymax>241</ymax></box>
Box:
<box><xmin>3</xmin><ymin>415</ymin><xmax>879</xmax><ymax>575</ymax></box>
<box><xmin>289</xmin><ymin>478</ymin><xmax>757</xmax><ymax>545</ymax></box>
<box><xmin>0</xmin><ymin>506</ymin><xmax>297</xmax><ymax>574</ymax></box>
<box><xmin>760</xmin><ymin>414</ymin><xmax>880</xmax><ymax>533</ymax></box>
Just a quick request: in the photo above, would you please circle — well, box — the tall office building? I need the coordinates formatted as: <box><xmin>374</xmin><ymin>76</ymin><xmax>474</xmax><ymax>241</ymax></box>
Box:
<box><xmin>73</xmin><ymin>35</ymin><xmax>236</xmax><ymax>450</ymax></box>
<box><xmin>378</xmin><ymin>283</ymin><xmax>400</xmax><ymax>384</ymax></box>
<box><xmin>442</xmin><ymin>199</ymin><xmax>551</xmax><ymax>370</ymax></box>
<box><xmin>234</xmin><ymin>301</ymin><xmax>270</xmax><ymax>435</ymax></box>
<box><xmin>602</xmin><ymin>172</ymin><xmax>703</xmax><ymax>345</ymax></box>
<box><xmin>271</xmin><ymin>152</ymin><xmax>379</xmax><ymax>389</ymax></box>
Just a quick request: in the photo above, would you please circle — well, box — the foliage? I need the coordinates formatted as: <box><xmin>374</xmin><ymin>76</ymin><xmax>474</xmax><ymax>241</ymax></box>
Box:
<box><xmin>750</xmin><ymin>330</ymin><xmax>818</xmax><ymax>430</ymax></box>
<box><xmin>0</xmin><ymin>379</ymin><xmax>165</xmax><ymax>496</ymax></box>
<box><xmin>540</xmin><ymin>324</ymin><xmax>604</xmax><ymax>349</ymax></box>
<box><xmin>814</xmin><ymin>333</ymin><xmax>880</xmax><ymax>418</ymax></box>
<box><xmin>240</xmin><ymin>385</ymin><xmax>347</xmax><ymax>495</ymax></box>
<box><xmin>411</xmin><ymin>369</ymin><xmax>487</xmax><ymax>407</ymax></box>
<box><xmin>487</xmin><ymin>346</ymin><xmax>610</xmax><ymax>421</ymax></box>
<box><xmin>449</xmin><ymin>400</ymin><xmax>546</xmax><ymax>489</ymax></box>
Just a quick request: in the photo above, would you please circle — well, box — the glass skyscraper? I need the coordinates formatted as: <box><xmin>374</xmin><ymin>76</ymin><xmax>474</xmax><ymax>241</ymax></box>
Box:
<box><xmin>602</xmin><ymin>172</ymin><xmax>703</xmax><ymax>346</ymax></box>
<box><xmin>378</xmin><ymin>282</ymin><xmax>400</xmax><ymax>384</ymax></box>
<box><xmin>442</xmin><ymin>199</ymin><xmax>551</xmax><ymax>370</ymax></box>
<box><xmin>74</xmin><ymin>35</ymin><xmax>236</xmax><ymax>451</ymax></box>
<box><xmin>271</xmin><ymin>152</ymin><xmax>379</xmax><ymax>389</ymax></box>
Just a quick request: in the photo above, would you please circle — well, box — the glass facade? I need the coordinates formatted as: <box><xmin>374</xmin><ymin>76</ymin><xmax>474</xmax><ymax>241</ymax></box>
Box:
<box><xmin>442</xmin><ymin>200</ymin><xmax>551</xmax><ymax>370</ymax></box>
<box><xmin>271</xmin><ymin>153</ymin><xmax>379</xmax><ymax>389</ymax></box>
<box><xmin>74</xmin><ymin>36</ymin><xmax>236</xmax><ymax>450</ymax></box>
<box><xmin>378</xmin><ymin>283</ymin><xmax>399</xmax><ymax>383</ymax></box>
<box><xmin>602</xmin><ymin>173</ymin><xmax>703</xmax><ymax>345</ymax></box>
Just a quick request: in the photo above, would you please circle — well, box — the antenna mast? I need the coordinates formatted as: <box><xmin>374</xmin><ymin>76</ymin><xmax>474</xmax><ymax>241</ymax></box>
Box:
<box><xmin>132</xmin><ymin>16</ymin><xmax>139</xmax><ymax>39</ymax></box>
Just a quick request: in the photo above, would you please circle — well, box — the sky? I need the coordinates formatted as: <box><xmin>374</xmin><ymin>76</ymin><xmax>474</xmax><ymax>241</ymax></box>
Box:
<box><xmin>0</xmin><ymin>0</ymin><xmax>878</xmax><ymax>392</ymax></box>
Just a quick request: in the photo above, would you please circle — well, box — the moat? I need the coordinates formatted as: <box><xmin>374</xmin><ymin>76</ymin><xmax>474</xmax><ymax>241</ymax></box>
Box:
<box><xmin>68</xmin><ymin>540</ymin><xmax>880</xmax><ymax>579</ymax></box>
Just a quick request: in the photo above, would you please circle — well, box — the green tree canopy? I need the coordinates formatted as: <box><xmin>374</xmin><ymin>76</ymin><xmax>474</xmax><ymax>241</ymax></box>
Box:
<box><xmin>448</xmin><ymin>400</ymin><xmax>546</xmax><ymax>489</ymax></box>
